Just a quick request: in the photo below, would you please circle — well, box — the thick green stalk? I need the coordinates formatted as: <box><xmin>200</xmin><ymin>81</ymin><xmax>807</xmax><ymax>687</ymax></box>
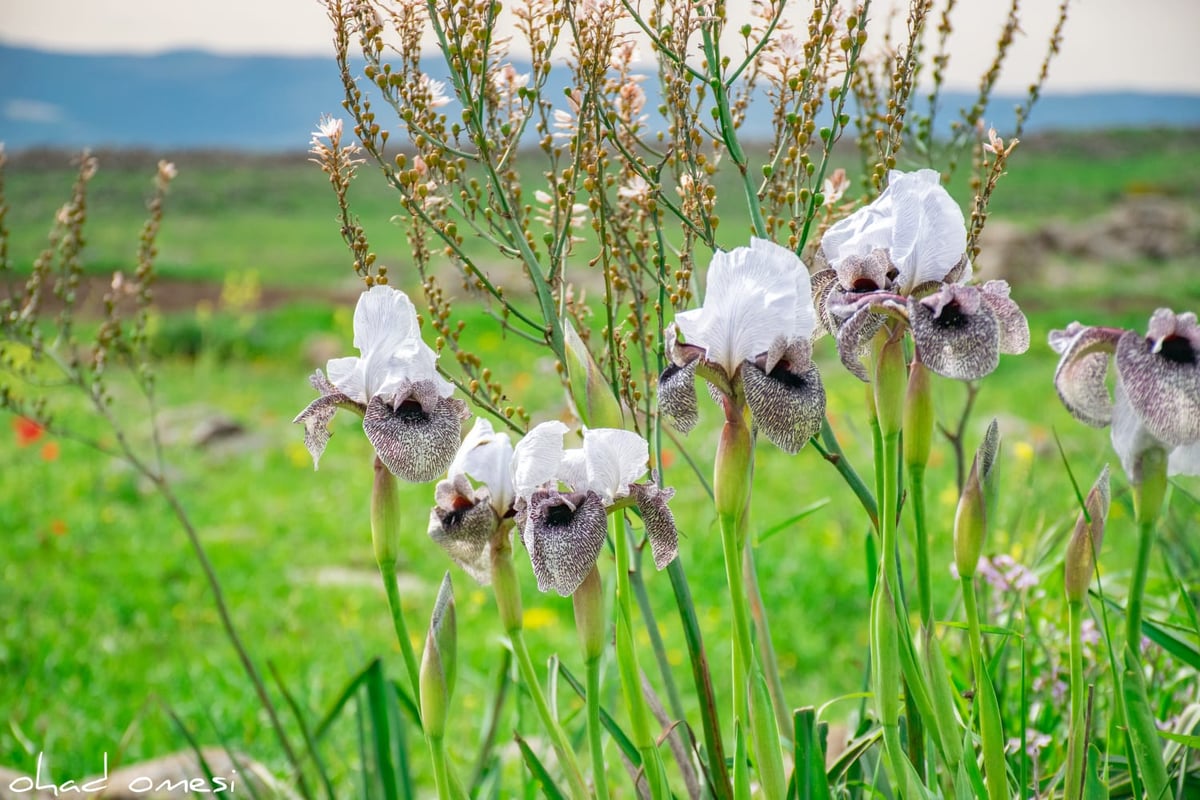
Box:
<box><xmin>429</xmin><ymin>736</ymin><xmax>452</xmax><ymax>800</ymax></box>
<box><xmin>574</xmin><ymin>566</ymin><xmax>609</xmax><ymax>800</ymax></box>
<box><xmin>1065</xmin><ymin>600</ymin><xmax>1086</xmax><ymax>800</ymax></box>
<box><xmin>666</xmin><ymin>559</ymin><xmax>733</xmax><ymax>800</ymax></box>
<box><xmin>379</xmin><ymin>564</ymin><xmax>422</xmax><ymax>713</ymax></box>
<box><xmin>585</xmin><ymin>656</ymin><xmax>609</xmax><ymax>800</ymax></box>
<box><xmin>909</xmin><ymin>465</ymin><xmax>932</xmax><ymax>628</ymax></box>
<box><xmin>612</xmin><ymin>511</ymin><xmax>669</xmax><ymax>798</ymax></box>
<box><xmin>962</xmin><ymin>577</ymin><xmax>1008</xmax><ymax>800</ymax></box>
<box><xmin>492</xmin><ymin>550</ymin><xmax>590</xmax><ymax>800</ymax></box>
<box><xmin>1128</xmin><ymin>447</ymin><xmax>1167</xmax><ymax>650</ymax></box>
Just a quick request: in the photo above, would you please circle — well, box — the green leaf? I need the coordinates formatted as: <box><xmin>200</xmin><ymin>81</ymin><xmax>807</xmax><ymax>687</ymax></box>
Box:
<box><xmin>1156</xmin><ymin>730</ymin><xmax>1200</xmax><ymax>748</ymax></box>
<box><xmin>558</xmin><ymin>663</ymin><xmax>640</xmax><ymax>765</ymax></box>
<box><xmin>791</xmin><ymin>707</ymin><xmax>832</xmax><ymax>800</ymax></box>
<box><xmin>1084</xmin><ymin>744</ymin><xmax>1109</xmax><ymax>800</ymax></box>
<box><xmin>1098</xmin><ymin>593</ymin><xmax>1200</xmax><ymax>671</ymax></box>
<box><xmin>758</xmin><ymin>499</ymin><xmax>831</xmax><ymax>544</ymax></box>
<box><xmin>515</xmin><ymin>733</ymin><xmax>568</xmax><ymax>800</ymax></box>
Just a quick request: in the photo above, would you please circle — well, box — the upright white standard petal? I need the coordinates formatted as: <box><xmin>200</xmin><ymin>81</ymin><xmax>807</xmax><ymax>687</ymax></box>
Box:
<box><xmin>326</xmin><ymin>285</ymin><xmax>454</xmax><ymax>401</ymax></box>
<box><xmin>449</xmin><ymin>418</ymin><xmax>515</xmax><ymax>514</ymax></box>
<box><xmin>512</xmin><ymin>420</ymin><xmax>569</xmax><ymax>502</ymax></box>
<box><xmin>582</xmin><ymin>428</ymin><xmax>649</xmax><ymax>503</ymax></box>
<box><xmin>820</xmin><ymin>169</ymin><xmax>965</xmax><ymax>291</ymax></box>
<box><xmin>674</xmin><ymin>238</ymin><xmax>814</xmax><ymax>375</ymax></box>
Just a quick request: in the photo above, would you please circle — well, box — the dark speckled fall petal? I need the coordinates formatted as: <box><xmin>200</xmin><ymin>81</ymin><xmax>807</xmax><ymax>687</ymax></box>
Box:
<box><xmin>365</xmin><ymin>385</ymin><xmax>469</xmax><ymax>482</ymax></box>
<box><xmin>910</xmin><ymin>285</ymin><xmax>1000</xmax><ymax>380</ymax></box>
<box><xmin>293</xmin><ymin>369</ymin><xmax>364</xmax><ymax>469</ymax></box>
<box><xmin>658</xmin><ymin>360</ymin><xmax>699</xmax><ymax>433</ymax></box>
<box><xmin>1049</xmin><ymin>322</ymin><xmax>1123</xmax><ymax>428</ymax></box>
<box><xmin>428</xmin><ymin>479</ymin><xmax>501</xmax><ymax>586</ymax></box>
<box><xmin>1115</xmin><ymin>316</ymin><xmax>1200</xmax><ymax>448</ymax></box>
<box><xmin>742</xmin><ymin>339</ymin><xmax>827</xmax><ymax>454</ymax></box>
<box><xmin>520</xmin><ymin>490</ymin><xmax>609</xmax><ymax>597</ymax></box>
<box><xmin>629</xmin><ymin>481</ymin><xmax>679</xmax><ymax>570</ymax></box>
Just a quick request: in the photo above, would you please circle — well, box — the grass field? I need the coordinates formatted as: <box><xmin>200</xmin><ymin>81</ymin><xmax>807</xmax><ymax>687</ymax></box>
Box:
<box><xmin>2</xmin><ymin>129</ymin><xmax>1198</xmax><ymax>792</ymax></box>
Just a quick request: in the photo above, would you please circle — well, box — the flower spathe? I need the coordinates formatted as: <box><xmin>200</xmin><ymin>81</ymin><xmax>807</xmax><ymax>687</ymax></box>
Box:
<box><xmin>658</xmin><ymin>238</ymin><xmax>826</xmax><ymax>454</ymax></box>
<box><xmin>512</xmin><ymin>421</ymin><xmax>678</xmax><ymax>596</ymax></box>
<box><xmin>294</xmin><ymin>284</ymin><xmax>467</xmax><ymax>482</ymax></box>
<box><xmin>1050</xmin><ymin>308</ymin><xmax>1200</xmax><ymax>481</ymax></box>
<box><xmin>428</xmin><ymin>417</ymin><xmax>515</xmax><ymax>585</ymax></box>
<box><xmin>813</xmin><ymin>169</ymin><xmax>1029</xmax><ymax>382</ymax></box>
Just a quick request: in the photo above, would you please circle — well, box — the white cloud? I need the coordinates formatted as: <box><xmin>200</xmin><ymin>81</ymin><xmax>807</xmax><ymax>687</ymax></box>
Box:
<box><xmin>4</xmin><ymin>98</ymin><xmax>63</xmax><ymax>124</ymax></box>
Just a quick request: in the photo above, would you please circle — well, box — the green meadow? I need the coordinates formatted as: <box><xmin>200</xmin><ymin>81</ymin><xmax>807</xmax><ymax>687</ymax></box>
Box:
<box><xmin>1</xmin><ymin>129</ymin><xmax>1198</xmax><ymax>792</ymax></box>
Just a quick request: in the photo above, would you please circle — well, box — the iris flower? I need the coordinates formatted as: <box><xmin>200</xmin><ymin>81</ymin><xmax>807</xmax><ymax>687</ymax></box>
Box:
<box><xmin>294</xmin><ymin>284</ymin><xmax>468</xmax><ymax>481</ymax></box>
<box><xmin>1050</xmin><ymin>308</ymin><xmax>1200</xmax><ymax>481</ymax></box>
<box><xmin>812</xmin><ymin>169</ymin><xmax>1029</xmax><ymax>381</ymax></box>
<box><xmin>511</xmin><ymin>421</ymin><xmax>678</xmax><ymax>596</ymax></box>
<box><xmin>658</xmin><ymin>237</ymin><xmax>826</xmax><ymax>453</ymax></box>
<box><xmin>427</xmin><ymin>418</ymin><xmax>515</xmax><ymax>585</ymax></box>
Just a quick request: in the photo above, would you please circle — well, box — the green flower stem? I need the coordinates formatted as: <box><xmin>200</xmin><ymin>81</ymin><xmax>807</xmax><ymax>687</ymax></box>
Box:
<box><xmin>585</xmin><ymin>655</ymin><xmax>609</xmax><ymax>800</ymax></box>
<box><xmin>1065</xmin><ymin>599</ymin><xmax>1086</xmax><ymax>800</ymax></box>
<box><xmin>429</xmin><ymin>735</ymin><xmax>452</xmax><ymax>800</ymax></box>
<box><xmin>371</xmin><ymin>457</ymin><xmax>422</xmax><ymax>710</ymax></box>
<box><xmin>909</xmin><ymin>465</ymin><xmax>933</xmax><ymax>628</ymax></box>
<box><xmin>961</xmin><ymin>576</ymin><xmax>1008</xmax><ymax>800</ymax></box>
<box><xmin>744</xmin><ymin>547</ymin><xmax>793</xmax><ymax>745</ymax></box>
<box><xmin>574</xmin><ymin>566</ymin><xmax>609</xmax><ymax>800</ymax></box>
<box><xmin>378</xmin><ymin>562</ymin><xmax>422</xmax><ymax>715</ymax></box>
<box><xmin>714</xmin><ymin>409</ymin><xmax>785</xmax><ymax>799</ymax></box>
<box><xmin>666</xmin><ymin>559</ymin><xmax>733</xmax><ymax>800</ymax></box>
<box><xmin>612</xmin><ymin>510</ymin><xmax>669</xmax><ymax>798</ymax></box>
<box><xmin>1128</xmin><ymin>447</ymin><xmax>1168</xmax><ymax>651</ymax></box>
<box><xmin>492</xmin><ymin>548</ymin><xmax>590</xmax><ymax>800</ymax></box>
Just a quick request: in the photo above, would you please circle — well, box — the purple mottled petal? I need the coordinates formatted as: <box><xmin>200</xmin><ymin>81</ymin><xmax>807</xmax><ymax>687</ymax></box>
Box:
<box><xmin>810</xmin><ymin>268</ymin><xmax>839</xmax><ymax>340</ymax></box>
<box><xmin>365</xmin><ymin>392</ymin><xmax>468</xmax><ymax>482</ymax></box>
<box><xmin>980</xmin><ymin>280</ymin><xmax>1030</xmax><ymax>354</ymax></box>
<box><xmin>910</xmin><ymin>287</ymin><xmax>1000</xmax><ymax>380</ymax></box>
<box><xmin>833</xmin><ymin>250</ymin><xmax>893</xmax><ymax>296</ymax></box>
<box><xmin>1115</xmin><ymin>327</ymin><xmax>1200</xmax><ymax>447</ymax></box>
<box><xmin>835</xmin><ymin>304</ymin><xmax>886</xmax><ymax>381</ymax></box>
<box><xmin>294</xmin><ymin>394</ymin><xmax>342</xmax><ymax>470</ymax></box>
<box><xmin>293</xmin><ymin>371</ymin><xmax>363</xmax><ymax>469</ymax></box>
<box><xmin>743</xmin><ymin>339</ymin><xmax>826</xmax><ymax>454</ymax></box>
<box><xmin>521</xmin><ymin>490</ymin><xmax>608</xmax><ymax>596</ymax></box>
<box><xmin>630</xmin><ymin>482</ymin><xmax>679</xmax><ymax>569</ymax></box>
<box><xmin>658</xmin><ymin>360</ymin><xmax>699</xmax><ymax>433</ymax></box>
<box><xmin>1049</xmin><ymin>323</ymin><xmax>1123</xmax><ymax>428</ymax></box>
<box><xmin>428</xmin><ymin>482</ymin><xmax>500</xmax><ymax>585</ymax></box>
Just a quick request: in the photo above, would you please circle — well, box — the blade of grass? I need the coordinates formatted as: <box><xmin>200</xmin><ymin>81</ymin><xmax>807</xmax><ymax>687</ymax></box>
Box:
<box><xmin>515</xmin><ymin>733</ymin><xmax>569</xmax><ymax>800</ymax></box>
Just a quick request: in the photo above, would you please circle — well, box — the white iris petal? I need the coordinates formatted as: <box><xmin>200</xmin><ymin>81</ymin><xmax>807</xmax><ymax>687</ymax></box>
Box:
<box><xmin>512</xmin><ymin>420</ymin><xmax>569</xmax><ymax>501</ymax></box>
<box><xmin>450</xmin><ymin>418</ymin><xmax>515</xmax><ymax>514</ymax></box>
<box><xmin>821</xmin><ymin>169</ymin><xmax>965</xmax><ymax>290</ymax></box>
<box><xmin>674</xmin><ymin>238</ymin><xmax>814</xmax><ymax>375</ymax></box>
<box><xmin>582</xmin><ymin>428</ymin><xmax>649</xmax><ymax>503</ymax></box>
<box><xmin>327</xmin><ymin>285</ymin><xmax>454</xmax><ymax>402</ymax></box>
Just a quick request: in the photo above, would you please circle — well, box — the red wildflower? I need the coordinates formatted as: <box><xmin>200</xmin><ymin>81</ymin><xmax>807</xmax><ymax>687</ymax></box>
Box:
<box><xmin>13</xmin><ymin>417</ymin><xmax>45</xmax><ymax>447</ymax></box>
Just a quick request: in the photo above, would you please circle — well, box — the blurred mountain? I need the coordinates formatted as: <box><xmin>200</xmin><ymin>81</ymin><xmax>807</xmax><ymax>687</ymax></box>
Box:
<box><xmin>4</xmin><ymin>43</ymin><xmax>1199</xmax><ymax>152</ymax></box>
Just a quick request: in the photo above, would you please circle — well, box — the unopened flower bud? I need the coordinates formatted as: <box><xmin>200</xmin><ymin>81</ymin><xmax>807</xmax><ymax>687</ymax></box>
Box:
<box><xmin>491</xmin><ymin>543</ymin><xmax>524</xmax><ymax>635</ymax></box>
<box><xmin>562</xmin><ymin>319</ymin><xmax>624</xmax><ymax>429</ymax></box>
<box><xmin>572</xmin><ymin>565</ymin><xmax>606</xmax><ymax>662</ymax></box>
<box><xmin>873</xmin><ymin>329</ymin><xmax>906</xmax><ymax>437</ymax></box>
<box><xmin>714</xmin><ymin>410</ymin><xmax>753</xmax><ymax>536</ymax></box>
<box><xmin>904</xmin><ymin>360</ymin><xmax>934</xmax><ymax>471</ymax></box>
<box><xmin>954</xmin><ymin>419</ymin><xmax>1000</xmax><ymax>579</ymax></box>
<box><xmin>420</xmin><ymin>572</ymin><xmax>457</xmax><ymax>738</ymax></box>
<box><xmin>1064</xmin><ymin>466</ymin><xmax>1110</xmax><ymax>603</ymax></box>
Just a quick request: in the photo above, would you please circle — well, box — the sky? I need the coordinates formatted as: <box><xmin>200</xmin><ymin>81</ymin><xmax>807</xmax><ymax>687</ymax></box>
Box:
<box><xmin>2</xmin><ymin>0</ymin><xmax>1198</xmax><ymax>93</ymax></box>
